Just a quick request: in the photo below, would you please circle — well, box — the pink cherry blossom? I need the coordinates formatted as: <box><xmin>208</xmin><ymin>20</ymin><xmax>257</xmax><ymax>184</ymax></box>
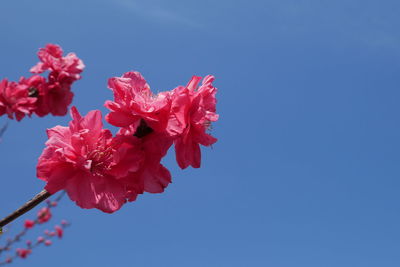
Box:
<box><xmin>30</xmin><ymin>44</ymin><xmax>84</xmax><ymax>82</ymax></box>
<box><xmin>115</xmin><ymin>129</ymin><xmax>172</xmax><ymax>196</ymax></box>
<box><xmin>30</xmin><ymin>44</ymin><xmax>85</xmax><ymax>116</ymax></box>
<box><xmin>0</xmin><ymin>79</ymin><xmax>37</xmax><ymax>121</ymax></box>
<box><xmin>33</xmin><ymin>78</ymin><xmax>74</xmax><ymax>117</ymax></box>
<box><xmin>169</xmin><ymin>75</ymin><xmax>218</xmax><ymax>169</ymax></box>
<box><xmin>37</xmin><ymin>106</ymin><xmax>144</xmax><ymax>213</ymax></box>
<box><xmin>105</xmin><ymin>71</ymin><xmax>171</xmax><ymax>133</ymax></box>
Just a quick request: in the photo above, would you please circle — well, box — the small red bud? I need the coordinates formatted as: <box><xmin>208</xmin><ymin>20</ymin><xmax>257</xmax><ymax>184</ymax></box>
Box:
<box><xmin>24</xmin><ymin>219</ymin><xmax>35</xmax><ymax>229</ymax></box>
<box><xmin>55</xmin><ymin>225</ymin><xmax>63</xmax><ymax>238</ymax></box>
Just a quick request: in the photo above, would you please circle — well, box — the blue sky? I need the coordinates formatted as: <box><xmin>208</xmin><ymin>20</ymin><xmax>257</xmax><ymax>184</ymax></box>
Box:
<box><xmin>0</xmin><ymin>0</ymin><xmax>400</xmax><ymax>266</ymax></box>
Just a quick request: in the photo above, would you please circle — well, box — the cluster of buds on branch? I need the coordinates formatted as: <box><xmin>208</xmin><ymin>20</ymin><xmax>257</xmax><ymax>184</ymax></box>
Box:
<box><xmin>0</xmin><ymin>192</ymin><xmax>69</xmax><ymax>265</ymax></box>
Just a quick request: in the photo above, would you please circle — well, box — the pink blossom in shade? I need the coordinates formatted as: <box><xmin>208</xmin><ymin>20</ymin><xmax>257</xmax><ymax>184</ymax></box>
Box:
<box><xmin>29</xmin><ymin>44</ymin><xmax>84</xmax><ymax>117</ymax></box>
<box><xmin>24</xmin><ymin>219</ymin><xmax>35</xmax><ymax>229</ymax></box>
<box><xmin>168</xmin><ymin>75</ymin><xmax>218</xmax><ymax>169</ymax></box>
<box><xmin>105</xmin><ymin>71</ymin><xmax>172</xmax><ymax>134</ymax></box>
<box><xmin>135</xmin><ymin>133</ymin><xmax>172</xmax><ymax>194</ymax></box>
<box><xmin>0</xmin><ymin>79</ymin><xmax>37</xmax><ymax>121</ymax></box>
<box><xmin>36</xmin><ymin>80</ymin><xmax>74</xmax><ymax>117</ymax></box>
<box><xmin>37</xmin><ymin>207</ymin><xmax>52</xmax><ymax>223</ymax></box>
<box><xmin>16</xmin><ymin>248</ymin><xmax>31</xmax><ymax>259</ymax></box>
<box><xmin>36</xmin><ymin>106</ymin><xmax>144</xmax><ymax>213</ymax></box>
<box><xmin>55</xmin><ymin>225</ymin><xmax>63</xmax><ymax>238</ymax></box>
<box><xmin>115</xmin><ymin>124</ymin><xmax>173</xmax><ymax>195</ymax></box>
<box><xmin>17</xmin><ymin>75</ymin><xmax>47</xmax><ymax>98</ymax></box>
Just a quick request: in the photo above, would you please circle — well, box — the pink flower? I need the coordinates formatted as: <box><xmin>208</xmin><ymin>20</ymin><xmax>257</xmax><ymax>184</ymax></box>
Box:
<box><xmin>37</xmin><ymin>236</ymin><xmax>45</xmax><ymax>243</ymax></box>
<box><xmin>17</xmin><ymin>75</ymin><xmax>47</xmax><ymax>99</ymax></box>
<box><xmin>30</xmin><ymin>44</ymin><xmax>84</xmax><ymax>117</ymax></box>
<box><xmin>37</xmin><ymin>207</ymin><xmax>52</xmax><ymax>223</ymax></box>
<box><xmin>105</xmin><ymin>71</ymin><xmax>171</xmax><ymax>134</ymax></box>
<box><xmin>169</xmin><ymin>75</ymin><xmax>218</xmax><ymax>169</ymax></box>
<box><xmin>37</xmin><ymin>107</ymin><xmax>144</xmax><ymax>213</ymax></box>
<box><xmin>0</xmin><ymin>79</ymin><xmax>37</xmax><ymax>121</ymax></box>
<box><xmin>44</xmin><ymin>240</ymin><xmax>52</xmax><ymax>246</ymax></box>
<box><xmin>24</xmin><ymin>219</ymin><xmax>35</xmax><ymax>229</ymax></box>
<box><xmin>137</xmin><ymin>134</ymin><xmax>172</xmax><ymax>194</ymax></box>
<box><xmin>115</xmin><ymin>130</ymin><xmax>172</xmax><ymax>195</ymax></box>
<box><xmin>33</xmin><ymin>78</ymin><xmax>74</xmax><ymax>117</ymax></box>
<box><xmin>30</xmin><ymin>44</ymin><xmax>84</xmax><ymax>82</ymax></box>
<box><xmin>55</xmin><ymin>225</ymin><xmax>63</xmax><ymax>238</ymax></box>
<box><xmin>16</xmin><ymin>248</ymin><xmax>31</xmax><ymax>259</ymax></box>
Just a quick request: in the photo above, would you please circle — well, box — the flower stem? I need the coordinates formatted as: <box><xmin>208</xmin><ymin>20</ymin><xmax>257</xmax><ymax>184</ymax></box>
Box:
<box><xmin>0</xmin><ymin>190</ymin><xmax>51</xmax><ymax>229</ymax></box>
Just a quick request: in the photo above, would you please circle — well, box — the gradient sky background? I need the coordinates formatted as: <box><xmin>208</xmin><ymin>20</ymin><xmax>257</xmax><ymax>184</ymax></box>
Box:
<box><xmin>0</xmin><ymin>0</ymin><xmax>400</xmax><ymax>266</ymax></box>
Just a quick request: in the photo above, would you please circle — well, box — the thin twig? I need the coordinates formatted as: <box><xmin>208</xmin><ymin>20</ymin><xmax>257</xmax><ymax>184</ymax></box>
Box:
<box><xmin>0</xmin><ymin>191</ymin><xmax>66</xmax><ymax>254</ymax></box>
<box><xmin>0</xmin><ymin>122</ymin><xmax>8</xmax><ymax>143</ymax></box>
<box><xmin>0</xmin><ymin>190</ymin><xmax>51</xmax><ymax>229</ymax></box>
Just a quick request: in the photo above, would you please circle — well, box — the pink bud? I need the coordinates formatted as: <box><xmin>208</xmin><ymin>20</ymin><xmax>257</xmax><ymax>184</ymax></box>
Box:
<box><xmin>51</xmin><ymin>201</ymin><xmax>57</xmax><ymax>207</ymax></box>
<box><xmin>55</xmin><ymin>225</ymin><xmax>63</xmax><ymax>238</ymax></box>
<box><xmin>24</xmin><ymin>219</ymin><xmax>35</xmax><ymax>229</ymax></box>
<box><xmin>16</xmin><ymin>248</ymin><xmax>31</xmax><ymax>259</ymax></box>
<box><xmin>26</xmin><ymin>240</ymin><xmax>32</xmax><ymax>246</ymax></box>
<box><xmin>37</xmin><ymin>236</ymin><xmax>44</xmax><ymax>243</ymax></box>
<box><xmin>5</xmin><ymin>257</ymin><xmax>12</xmax><ymax>263</ymax></box>
<box><xmin>37</xmin><ymin>207</ymin><xmax>52</xmax><ymax>224</ymax></box>
<box><xmin>44</xmin><ymin>240</ymin><xmax>52</xmax><ymax>246</ymax></box>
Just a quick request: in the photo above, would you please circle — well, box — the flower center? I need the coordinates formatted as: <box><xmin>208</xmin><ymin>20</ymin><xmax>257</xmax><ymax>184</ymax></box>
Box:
<box><xmin>133</xmin><ymin>119</ymin><xmax>153</xmax><ymax>138</ymax></box>
<box><xmin>28</xmin><ymin>87</ymin><xmax>39</xmax><ymax>97</ymax></box>
<box><xmin>86</xmin><ymin>148</ymin><xmax>113</xmax><ymax>176</ymax></box>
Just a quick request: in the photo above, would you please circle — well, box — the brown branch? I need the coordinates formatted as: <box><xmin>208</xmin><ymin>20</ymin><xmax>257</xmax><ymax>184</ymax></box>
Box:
<box><xmin>0</xmin><ymin>190</ymin><xmax>51</xmax><ymax>229</ymax></box>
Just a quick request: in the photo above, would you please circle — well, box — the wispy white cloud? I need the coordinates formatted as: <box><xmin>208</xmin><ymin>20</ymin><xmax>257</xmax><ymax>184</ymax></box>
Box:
<box><xmin>113</xmin><ymin>0</ymin><xmax>203</xmax><ymax>29</ymax></box>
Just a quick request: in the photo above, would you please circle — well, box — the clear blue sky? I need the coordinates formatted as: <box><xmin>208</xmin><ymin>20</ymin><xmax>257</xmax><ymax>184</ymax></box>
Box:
<box><xmin>1</xmin><ymin>0</ymin><xmax>400</xmax><ymax>266</ymax></box>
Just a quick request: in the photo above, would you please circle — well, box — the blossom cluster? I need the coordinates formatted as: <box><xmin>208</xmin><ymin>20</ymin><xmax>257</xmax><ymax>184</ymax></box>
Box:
<box><xmin>0</xmin><ymin>44</ymin><xmax>84</xmax><ymax>121</ymax></box>
<box><xmin>37</xmin><ymin>71</ymin><xmax>218</xmax><ymax>213</ymax></box>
